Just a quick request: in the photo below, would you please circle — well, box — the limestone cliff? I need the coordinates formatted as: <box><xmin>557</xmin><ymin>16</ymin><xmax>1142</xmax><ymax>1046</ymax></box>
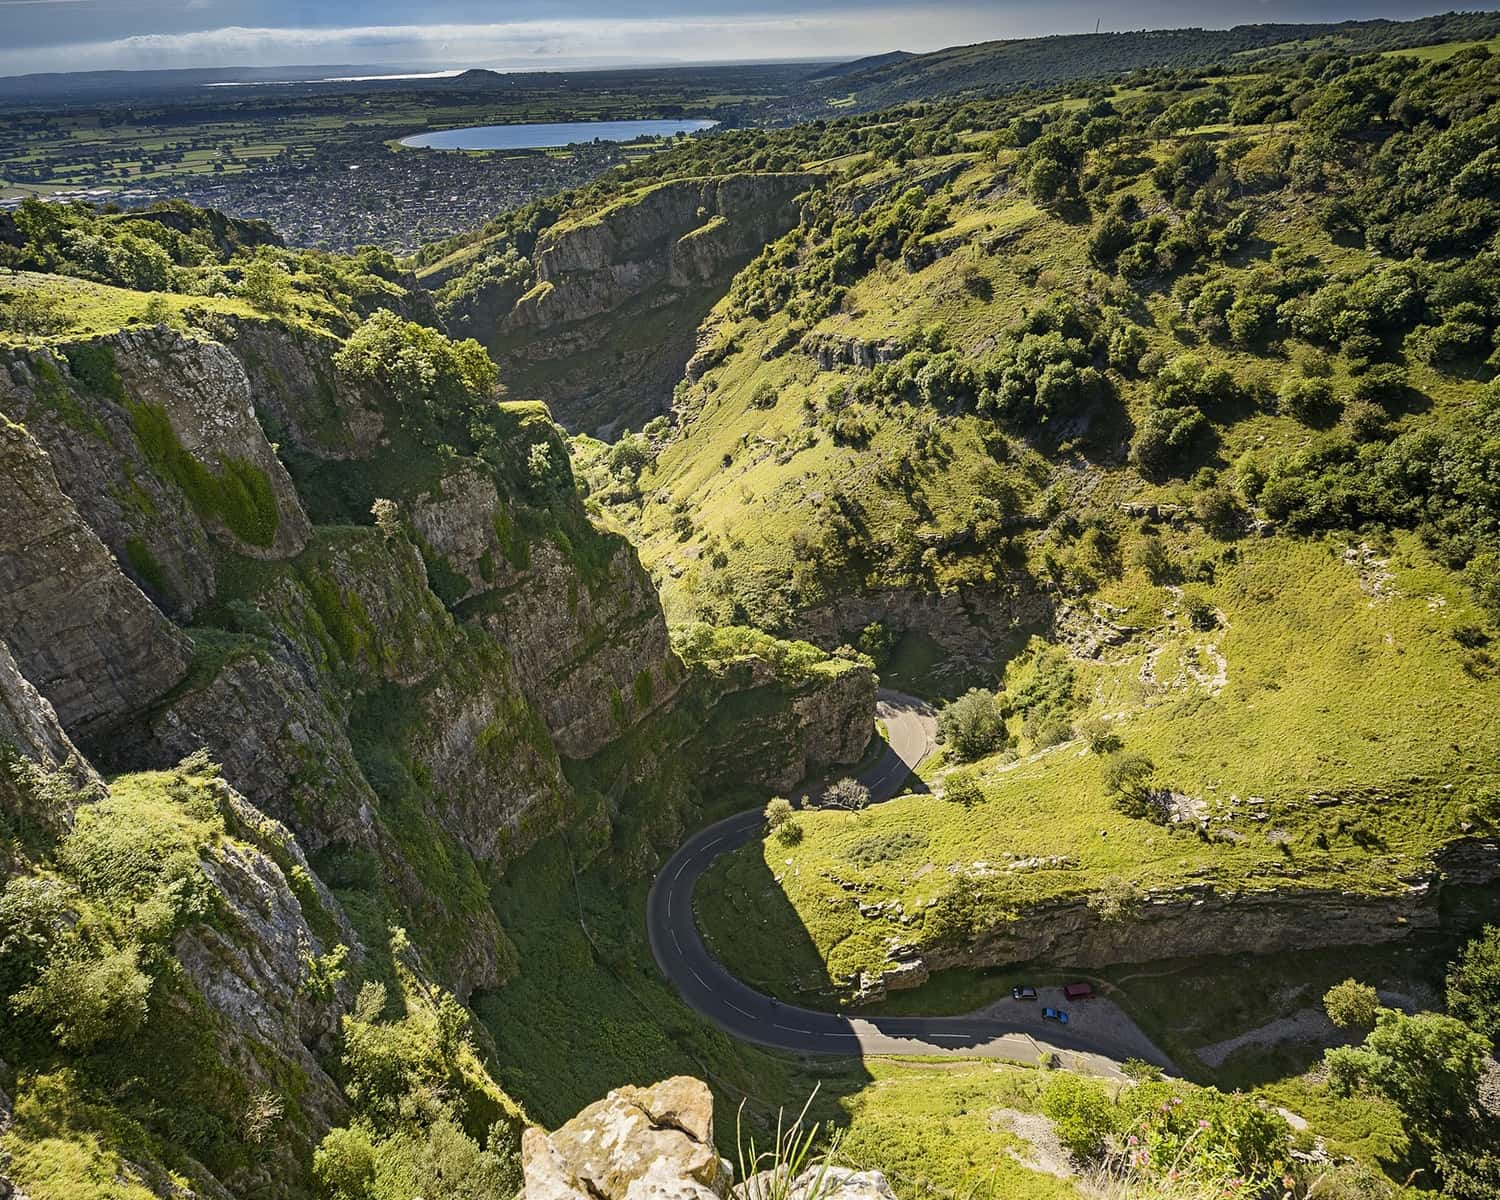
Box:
<box><xmin>0</xmin><ymin>286</ymin><xmax>878</xmax><ymax>1200</ymax></box>
<box><xmin>465</xmin><ymin>173</ymin><xmax>818</xmax><ymax>434</ymax></box>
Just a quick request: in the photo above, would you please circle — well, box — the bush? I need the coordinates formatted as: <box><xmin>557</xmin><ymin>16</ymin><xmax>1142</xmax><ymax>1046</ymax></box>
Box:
<box><xmin>936</xmin><ymin>689</ymin><xmax>1009</xmax><ymax>761</ymax></box>
<box><xmin>1131</xmin><ymin>534</ymin><xmax>1176</xmax><ymax>583</ymax></box>
<box><xmin>1324</xmin><ymin>978</ymin><xmax>1380</xmax><ymax>1029</ymax></box>
<box><xmin>12</xmin><ymin>941</ymin><xmax>152</xmax><ymax>1051</ymax></box>
<box><xmin>1446</xmin><ymin>924</ymin><xmax>1500</xmax><ymax>1044</ymax></box>
<box><xmin>1129</xmin><ymin>405</ymin><xmax>1208</xmax><ymax>478</ymax></box>
<box><xmin>1077</xmin><ymin>716</ymin><xmax>1122</xmax><ymax>754</ymax></box>
<box><xmin>1102</xmin><ymin>752</ymin><xmax>1158</xmax><ymax>818</ymax></box>
<box><xmin>1279</xmin><ymin>375</ymin><xmax>1337</xmax><ymax>424</ymax></box>
<box><xmin>1342</xmin><ymin>398</ymin><xmax>1388</xmax><ymax>442</ymax></box>
<box><xmin>823</xmin><ymin>778</ymin><xmax>870</xmax><ymax>810</ymax></box>
<box><xmin>1041</xmin><ymin>1073</ymin><xmax>1115</xmax><ymax>1160</ymax></box>
<box><xmin>943</xmin><ymin>770</ymin><xmax>983</xmax><ymax>807</ymax></box>
<box><xmin>764</xmin><ymin>797</ymin><xmax>794</xmax><ymax>831</ymax></box>
<box><xmin>1193</xmin><ymin>485</ymin><xmax>1242</xmax><ymax>538</ymax></box>
<box><xmin>775</xmin><ymin>819</ymin><xmax>804</xmax><ymax>846</ymax></box>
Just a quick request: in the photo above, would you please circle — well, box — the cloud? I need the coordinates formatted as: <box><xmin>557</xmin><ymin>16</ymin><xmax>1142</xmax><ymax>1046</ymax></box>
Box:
<box><xmin>0</xmin><ymin>8</ymin><xmax>1014</xmax><ymax>74</ymax></box>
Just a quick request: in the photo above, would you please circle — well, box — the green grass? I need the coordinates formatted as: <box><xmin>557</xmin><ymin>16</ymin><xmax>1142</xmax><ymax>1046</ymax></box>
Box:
<box><xmin>697</xmin><ymin>533</ymin><xmax>1499</xmax><ymax>1002</ymax></box>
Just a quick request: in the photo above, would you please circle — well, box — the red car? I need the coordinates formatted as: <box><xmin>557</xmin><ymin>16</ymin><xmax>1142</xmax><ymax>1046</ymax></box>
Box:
<box><xmin>1063</xmin><ymin>982</ymin><xmax>1095</xmax><ymax>1001</ymax></box>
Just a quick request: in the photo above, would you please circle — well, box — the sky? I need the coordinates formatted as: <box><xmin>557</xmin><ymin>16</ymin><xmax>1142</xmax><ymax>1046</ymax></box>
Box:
<box><xmin>0</xmin><ymin>0</ymin><xmax>1466</xmax><ymax>78</ymax></box>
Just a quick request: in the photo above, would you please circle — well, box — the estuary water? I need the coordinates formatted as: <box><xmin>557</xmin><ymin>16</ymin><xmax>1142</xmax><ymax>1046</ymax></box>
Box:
<box><xmin>399</xmin><ymin>118</ymin><xmax>718</xmax><ymax>150</ymax></box>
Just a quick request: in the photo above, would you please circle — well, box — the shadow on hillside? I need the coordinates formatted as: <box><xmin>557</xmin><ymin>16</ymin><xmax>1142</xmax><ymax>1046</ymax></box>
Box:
<box><xmin>473</xmin><ymin>829</ymin><xmax>875</xmax><ymax>1151</ymax></box>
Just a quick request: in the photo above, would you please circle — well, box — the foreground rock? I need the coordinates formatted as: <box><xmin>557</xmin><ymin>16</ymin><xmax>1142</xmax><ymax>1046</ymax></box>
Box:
<box><xmin>521</xmin><ymin>1077</ymin><xmax>896</xmax><ymax>1200</ymax></box>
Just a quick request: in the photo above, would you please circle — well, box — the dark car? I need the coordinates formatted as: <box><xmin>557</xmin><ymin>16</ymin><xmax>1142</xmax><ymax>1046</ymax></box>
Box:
<box><xmin>1043</xmin><ymin>1007</ymin><xmax>1069</xmax><ymax>1024</ymax></box>
<box><xmin>1012</xmin><ymin>985</ymin><xmax>1038</xmax><ymax>1001</ymax></box>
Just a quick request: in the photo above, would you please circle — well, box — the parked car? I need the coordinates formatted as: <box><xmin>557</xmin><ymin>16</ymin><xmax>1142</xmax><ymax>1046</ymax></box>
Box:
<box><xmin>1012</xmin><ymin>985</ymin><xmax>1038</xmax><ymax>1001</ymax></box>
<box><xmin>1063</xmin><ymin>982</ymin><xmax>1095</xmax><ymax>1001</ymax></box>
<box><xmin>1043</xmin><ymin>1007</ymin><xmax>1069</xmax><ymax>1024</ymax></box>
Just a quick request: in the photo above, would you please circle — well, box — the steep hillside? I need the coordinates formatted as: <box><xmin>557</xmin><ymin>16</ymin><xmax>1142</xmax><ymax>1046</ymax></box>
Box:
<box><xmin>554</xmin><ymin>46</ymin><xmax>1500</xmax><ymax>1014</ymax></box>
<box><xmin>0</xmin><ymin>230</ymin><xmax>875</xmax><ymax>1199</ymax></box>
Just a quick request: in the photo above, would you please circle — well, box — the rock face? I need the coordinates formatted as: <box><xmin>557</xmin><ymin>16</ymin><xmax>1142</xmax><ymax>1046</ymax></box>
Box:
<box><xmin>915</xmin><ymin>846</ymin><xmax>1500</xmax><ymax>985</ymax></box>
<box><xmin>0</xmin><ymin>329</ymin><xmax>312</xmax><ymax>619</ymax></box>
<box><xmin>521</xmin><ymin>1077</ymin><xmax>898</xmax><ymax>1200</ymax></box>
<box><xmin>0</xmin><ymin>415</ymin><xmax>191</xmax><ymax>742</ymax></box>
<box><xmin>475</xmin><ymin>173</ymin><xmax>818</xmax><ymax>433</ymax></box>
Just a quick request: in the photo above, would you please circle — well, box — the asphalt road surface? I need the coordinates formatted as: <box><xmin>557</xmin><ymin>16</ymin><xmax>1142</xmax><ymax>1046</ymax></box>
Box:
<box><xmin>647</xmin><ymin>690</ymin><xmax>1168</xmax><ymax>1076</ymax></box>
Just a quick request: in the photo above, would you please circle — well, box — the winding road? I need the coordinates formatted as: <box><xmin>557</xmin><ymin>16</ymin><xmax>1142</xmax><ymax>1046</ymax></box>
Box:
<box><xmin>647</xmin><ymin>689</ymin><xmax>1170</xmax><ymax>1076</ymax></box>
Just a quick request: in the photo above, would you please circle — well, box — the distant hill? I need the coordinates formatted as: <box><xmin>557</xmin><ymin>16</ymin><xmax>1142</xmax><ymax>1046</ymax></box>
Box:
<box><xmin>806</xmin><ymin>51</ymin><xmax>915</xmax><ymax>82</ymax></box>
<box><xmin>783</xmin><ymin>10</ymin><xmax>1500</xmax><ymax>111</ymax></box>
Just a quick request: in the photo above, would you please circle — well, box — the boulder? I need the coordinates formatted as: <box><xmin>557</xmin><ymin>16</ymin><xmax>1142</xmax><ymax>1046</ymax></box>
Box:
<box><xmin>522</xmin><ymin>1077</ymin><xmax>730</xmax><ymax>1200</ymax></box>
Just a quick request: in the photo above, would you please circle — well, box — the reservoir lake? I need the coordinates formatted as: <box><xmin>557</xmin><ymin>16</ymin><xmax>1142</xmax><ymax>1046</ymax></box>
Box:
<box><xmin>400</xmin><ymin>118</ymin><xmax>718</xmax><ymax>151</ymax></box>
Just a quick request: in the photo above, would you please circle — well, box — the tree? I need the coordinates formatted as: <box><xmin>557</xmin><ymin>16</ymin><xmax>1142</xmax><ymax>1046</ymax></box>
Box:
<box><xmin>239</xmin><ymin>250</ymin><xmax>290</xmax><ymax>313</ymax></box>
<box><xmin>764</xmin><ymin>797</ymin><xmax>794</xmax><ymax>831</ymax></box>
<box><xmin>1324</xmin><ymin>1009</ymin><xmax>1490</xmax><ymax>1134</ymax></box>
<box><xmin>1323</xmin><ymin>978</ymin><xmax>1380</xmax><ymax>1029</ymax></box>
<box><xmin>936</xmin><ymin>689</ymin><xmax>1009</xmax><ymax>761</ymax></box>
<box><xmin>824</xmin><ymin>778</ymin><xmax>870</xmax><ymax>811</ymax></box>
<box><xmin>1447</xmin><ymin>925</ymin><xmax>1500</xmax><ymax>1044</ymax></box>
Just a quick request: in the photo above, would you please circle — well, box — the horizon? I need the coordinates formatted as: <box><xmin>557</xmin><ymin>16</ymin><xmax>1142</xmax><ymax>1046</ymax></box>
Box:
<box><xmin>0</xmin><ymin>0</ymin><xmax>1482</xmax><ymax>80</ymax></box>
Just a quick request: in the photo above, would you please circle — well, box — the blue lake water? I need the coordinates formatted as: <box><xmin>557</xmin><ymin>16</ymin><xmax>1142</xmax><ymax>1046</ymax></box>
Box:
<box><xmin>399</xmin><ymin>118</ymin><xmax>718</xmax><ymax>151</ymax></box>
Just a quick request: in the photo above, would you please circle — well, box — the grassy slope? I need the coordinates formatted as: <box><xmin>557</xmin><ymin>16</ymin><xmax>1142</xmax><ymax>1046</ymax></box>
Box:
<box><xmin>599</xmin><ymin>107</ymin><xmax>1500</xmax><ymax>1002</ymax></box>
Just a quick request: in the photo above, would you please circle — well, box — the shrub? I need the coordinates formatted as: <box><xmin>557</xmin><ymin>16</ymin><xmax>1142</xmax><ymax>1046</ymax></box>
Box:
<box><xmin>1279</xmin><ymin>375</ymin><xmax>1337</xmax><ymax>424</ymax></box>
<box><xmin>775</xmin><ymin>819</ymin><xmax>804</xmax><ymax>846</ymax></box>
<box><xmin>1446</xmin><ymin>924</ymin><xmax>1500</xmax><ymax>1044</ymax></box>
<box><xmin>1324</xmin><ymin>978</ymin><xmax>1380</xmax><ymax>1029</ymax></box>
<box><xmin>1131</xmin><ymin>534</ymin><xmax>1176</xmax><ymax>583</ymax></box>
<box><xmin>1129</xmin><ymin>405</ymin><xmax>1207</xmax><ymax>477</ymax></box>
<box><xmin>823</xmin><ymin>778</ymin><xmax>870</xmax><ymax>810</ymax></box>
<box><xmin>12</xmin><ymin>941</ymin><xmax>152</xmax><ymax>1051</ymax></box>
<box><xmin>1342</xmin><ymin>398</ymin><xmax>1388</xmax><ymax>442</ymax></box>
<box><xmin>1077</xmin><ymin>716</ymin><xmax>1122</xmax><ymax>754</ymax></box>
<box><xmin>1102</xmin><ymin>752</ymin><xmax>1158</xmax><ymax>817</ymax></box>
<box><xmin>764</xmin><ymin>797</ymin><xmax>794</xmax><ymax>831</ymax></box>
<box><xmin>1041</xmin><ymin>1073</ymin><xmax>1115</xmax><ymax>1160</ymax></box>
<box><xmin>1088</xmin><ymin>874</ymin><xmax>1143</xmax><ymax>923</ymax></box>
<box><xmin>314</xmin><ymin>1126</ymin><xmax>377</xmax><ymax>1200</ymax></box>
<box><xmin>1193</xmin><ymin>485</ymin><xmax>1242</xmax><ymax>538</ymax></box>
<box><xmin>936</xmin><ymin>689</ymin><xmax>1009</xmax><ymax>761</ymax></box>
<box><xmin>943</xmin><ymin>770</ymin><xmax>983</xmax><ymax>807</ymax></box>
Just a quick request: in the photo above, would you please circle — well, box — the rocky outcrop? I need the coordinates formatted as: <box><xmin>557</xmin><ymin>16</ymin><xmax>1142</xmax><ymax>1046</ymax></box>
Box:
<box><xmin>475</xmin><ymin>173</ymin><xmax>818</xmax><ymax>433</ymax></box>
<box><xmin>0</xmin><ymin>636</ymin><xmax>97</xmax><ymax>860</ymax></box>
<box><xmin>895</xmin><ymin>838</ymin><xmax>1500</xmax><ymax>993</ymax></box>
<box><xmin>799</xmin><ymin>332</ymin><xmax>902</xmax><ymax>371</ymax></box>
<box><xmin>798</xmin><ymin>580</ymin><xmax>1051</xmax><ymax>672</ymax></box>
<box><xmin>223</xmin><ymin>318</ymin><xmax>386</xmax><ymax>463</ymax></box>
<box><xmin>0</xmin><ymin>416</ymin><xmax>191</xmax><ymax>742</ymax></box>
<box><xmin>691</xmin><ymin>657</ymin><xmax>877</xmax><ymax>794</ymax></box>
<box><xmin>522</xmin><ymin>1077</ymin><xmax>897</xmax><ymax>1200</ymax></box>
<box><xmin>110</xmin><ymin>327</ymin><xmax>310</xmax><ymax>560</ymax></box>
<box><xmin>512</xmin><ymin>175</ymin><xmax>815</xmax><ymax>333</ymax></box>
<box><xmin>149</xmin><ymin>646</ymin><xmax>380</xmax><ymax>854</ymax></box>
<box><xmin>474</xmin><ymin>538</ymin><xmax>683</xmax><ymax>760</ymax></box>
<box><xmin>0</xmin><ymin>329</ymin><xmax>312</xmax><ymax>617</ymax></box>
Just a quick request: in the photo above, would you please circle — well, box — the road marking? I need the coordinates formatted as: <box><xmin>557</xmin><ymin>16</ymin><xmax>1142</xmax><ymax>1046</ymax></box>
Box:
<box><xmin>727</xmin><ymin>1001</ymin><xmax>754</xmax><ymax>1017</ymax></box>
<box><xmin>672</xmin><ymin>931</ymin><xmax>682</xmax><ymax>954</ymax></box>
<box><xmin>773</xmin><ymin>1023</ymin><xmax>807</xmax><ymax>1033</ymax></box>
<box><xmin>929</xmin><ymin>1034</ymin><xmax>969</xmax><ymax>1042</ymax></box>
<box><xmin>690</xmin><ymin>968</ymin><xmax>708</xmax><ymax>986</ymax></box>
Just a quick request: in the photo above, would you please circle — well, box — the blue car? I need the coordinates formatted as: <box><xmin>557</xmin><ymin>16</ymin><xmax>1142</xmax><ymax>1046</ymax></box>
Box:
<box><xmin>1043</xmin><ymin>1007</ymin><xmax>1069</xmax><ymax>1024</ymax></box>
